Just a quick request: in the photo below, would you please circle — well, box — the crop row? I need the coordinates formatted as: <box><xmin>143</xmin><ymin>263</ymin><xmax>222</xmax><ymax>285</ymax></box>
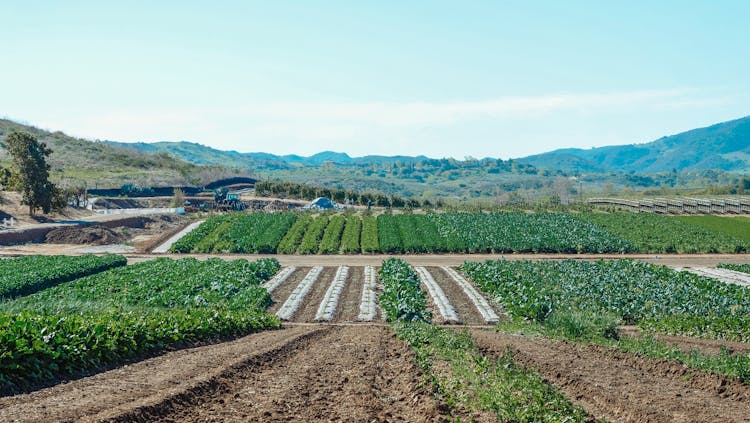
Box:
<box><xmin>170</xmin><ymin>211</ymin><xmax>750</xmax><ymax>255</ymax></box>
<box><xmin>0</xmin><ymin>254</ymin><xmax>126</xmax><ymax>299</ymax></box>
<box><xmin>378</xmin><ymin>258</ymin><xmax>431</xmax><ymax>322</ymax></box>
<box><xmin>0</xmin><ymin>257</ymin><xmax>281</xmax><ymax>393</ymax></box>
<box><xmin>460</xmin><ymin>259</ymin><xmax>750</xmax><ymax>340</ymax></box>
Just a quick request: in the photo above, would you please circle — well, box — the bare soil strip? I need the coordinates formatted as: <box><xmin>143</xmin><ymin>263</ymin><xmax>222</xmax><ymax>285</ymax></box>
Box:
<box><xmin>261</xmin><ymin>266</ymin><xmax>297</xmax><ymax>293</ymax></box>
<box><xmin>416</xmin><ymin>266</ymin><xmax>460</xmax><ymax>324</ymax></box>
<box><xmin>147</xmin><ymin>325</ymin><xmax>449</xmax><ymax>423</ymax></box>
<box><xmin>677</xmin><ymin>267</ymin><xmax>750</xmax><ymax>288</ymax></box>
<box><xmin>334</xmin><ymin>266</ymin><xmax>368</xmax><ymax>322</ymax></box>
<box><xmin>426</xmin><ymin>266</ymin><xmax>490</xmax><ymax>326</ymax></box>
<box><xmin>266</xmin><ymin>267</ymin><xmax>311</xmax><ymax>315</ymax></box>
<box><xmin>314</xmin><ymin>266</ymin><xmax>350</xmax><ymax>321</ymax></box>
<box><xmin>470</xmin><ymin>329</ymin><xmax>750</xmax><ymax>423</ymax></box>
<box><xmin>288</xmin><ymin>266</ymin><xmax>337</xmax><ymax>322</ymax></box>
<box><xmin>0</xmin><ymin>326</ymin><xmax>321</xmax><ymax>423</ymax></box>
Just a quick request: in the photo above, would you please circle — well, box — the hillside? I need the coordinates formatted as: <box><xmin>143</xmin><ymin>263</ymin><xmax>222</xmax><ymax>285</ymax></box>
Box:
<box><xmin>0</xmin><ymin>120</ymin><xmax>243</xmax><ymax>188</ymax></box>
<box><xmin>519</xmin><ymin>115</ymin><xmax>750</xmax><ymax>173</ymax></box>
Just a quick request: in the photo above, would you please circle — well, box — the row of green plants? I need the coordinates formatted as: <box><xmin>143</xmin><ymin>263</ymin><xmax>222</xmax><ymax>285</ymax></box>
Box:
<box><xmin>170</xmin><ymin>211</ymin><xmax>750</xmax><ymax>255</ymax></box>
<box><xmin>460</xmin><ymin>259</ymin><xmax>750</xmax><ymax>339</ymax></box>
<box><xmin>581</xmin><ymin>212</ymin><xmax>748</xmax><ymax>253</ymax></box>
<box><xmin>717</xmin><ymin>263</ymin><xmax>750</xmax><ymax>274</ymax></box>
<box><xmin>377</xmin><ymin>258</ymin><xmax>590</xmax><ymax>421</ymax></box>
<box><xmin>0</xmin><ymin>257</ymin><xmax>281</xmax><ymax>393</ymax></box>
<box><xmin>0</xmin><ymin>254</ymin><xmax>126</xmax><ymax>299</ymax></box>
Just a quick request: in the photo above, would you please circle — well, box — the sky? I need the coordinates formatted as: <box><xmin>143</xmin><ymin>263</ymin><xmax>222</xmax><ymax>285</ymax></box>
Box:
<box><xmin>1</xmin><ymin>1</ymin><xmax>749</xmax><ymax>159</ymax></box>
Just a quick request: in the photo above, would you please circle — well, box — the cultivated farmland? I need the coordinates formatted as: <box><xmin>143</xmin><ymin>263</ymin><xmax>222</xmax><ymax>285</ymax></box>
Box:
<box><xmin>4</xmin><ymin>210</ymin><xmax>750</xmax><ymax>421</ymax></box>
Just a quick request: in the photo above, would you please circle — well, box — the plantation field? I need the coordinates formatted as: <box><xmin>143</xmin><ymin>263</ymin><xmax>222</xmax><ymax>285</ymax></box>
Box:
<box><xmin>0</xmin><ymin>257</ymin><xmax>280</xmax><ymax>393</ymax></box>
<box><xmin>164</xmin><ymin>210</ymin><xmax>750</xmax><ymax>255</ymax></box>
<box><xmin>2</xmin><ymin>253</ymin><xmax>750</xmax><ymax>421</ymax></box>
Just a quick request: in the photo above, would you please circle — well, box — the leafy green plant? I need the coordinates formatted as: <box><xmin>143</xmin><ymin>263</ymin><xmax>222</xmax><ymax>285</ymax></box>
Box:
<box><xmin>277</xmin><ymin>214</ymin><xmax>312</xmax><ymax>254</ymax></box>
<box><xmin>339</xmin><ymin>215</ymin><xmax>362</xmax><ymax>253</ymax></box>
<box><xmin>395</xmin><ymin>323</ymin><xmax>590</xmax><ymax>422</ymax></box>
<box><xmin>0</xmin><ymin>257</ymin><xmax>281</xmax><ymax>393</ymax></box>
<box><xmin>360</xmin><ymin>215</ymin><xmax>379</xmax><ymax>253</ymax></box>
<box><xmin>0</xmin><ymin>254</ymin><xmax>126</xmax><ymax>299</ymax></box>
<box><xmin>318</xmin><ymin>214</ymin><xmax>345</xmax><ymax>254</ymax></box>
<box><xmin>378</xmin><ymin>258</ymin><xmax>431</xmax><ymax>322</ymax></box>
<box><xmin>297</xmin><ymin>215</ymin><xmax>329</xmax><ymax>254</ymax></box>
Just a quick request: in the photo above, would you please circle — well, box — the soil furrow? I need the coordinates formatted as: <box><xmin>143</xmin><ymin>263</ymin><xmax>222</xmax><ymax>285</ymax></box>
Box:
<box><xmin>470</xmin><ymin>329</ymin><xmax>750</xmax><ymax>423</ymax></box>
<box><xmin>427</xmin><ymin>266</ymin><xmax>487</xmax><ymax>325</ymax></box>
<box><xmin>153</xmin><ymin>325</ymin><xmax>449</xmax><ymax>422</ymax></box>
<box><xmin>333</xmin><ymin>266</ymin><xmax>366</xmax><ymax>322</ymax></box>
<box><xmin>266</xmin><ymin>267</ymin><xmax>311</xmax><ymax>315</ymax></box>
<box><xmin>291</xmin><ymin>266</ymin><xmax>338</xmax><ymax>322</ymax></box>
<box><xmin>0</xmin><ymin>326</ymin><xmax>322</xmax><ymax>423</ymax></box>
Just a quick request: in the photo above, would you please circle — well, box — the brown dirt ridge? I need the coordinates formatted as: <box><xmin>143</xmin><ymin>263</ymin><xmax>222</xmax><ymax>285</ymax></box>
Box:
<box><xmin>470</xmin><ymin>329</ymin><xmax>750</xmax><ymax>423</ymax></box>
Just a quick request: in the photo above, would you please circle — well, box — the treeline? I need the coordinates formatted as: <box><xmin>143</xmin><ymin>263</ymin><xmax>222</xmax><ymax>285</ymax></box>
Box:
<box><xmin>255</xmin><ymin>181</ymin><xmax>441</xmax><ymax>208</ymax></box>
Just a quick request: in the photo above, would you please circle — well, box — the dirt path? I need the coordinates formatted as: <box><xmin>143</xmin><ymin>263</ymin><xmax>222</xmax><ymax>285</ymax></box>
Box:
<box><xmin>145</xmin><ymin>325</ymin><xmax>447</xmax><ymax>423</ymax></box>
<box><xmin>333</xmin><ymin>266</ymin><xmax>366</xmax><ymax>322</ymax></box>
<box><xmin>292</xmin><ymin>267</ymin><xmax>338</xmax><ymax>322</ymax></box>
<box><xmin>267</xmin><ymin>267</ymin><xmax>311</xmax><ymax>315</ymax></box>
<box><xmin>426</xmin><ymin>266</ymin><xmax>487</xmax><ymax>325</ymax></box>
<box><xmin>470</xmin><ymin>329</ymin><xmax>750</xmax><ymax>423</ymax></box>
<box><xmin>0</xmin><ymin>326</ymin><xmax>320</xmax><ymax>423</ymax></box>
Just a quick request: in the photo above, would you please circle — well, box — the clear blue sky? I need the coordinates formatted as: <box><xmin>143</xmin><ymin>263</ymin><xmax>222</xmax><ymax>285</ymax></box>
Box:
<box><xmin>2</xmin><ymin>1</ymin><xmax>749</xmax><ymax>158</ymax></box>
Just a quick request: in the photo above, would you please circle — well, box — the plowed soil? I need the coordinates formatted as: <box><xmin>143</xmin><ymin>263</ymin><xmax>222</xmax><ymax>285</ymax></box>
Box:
<box><xmin>0</xmin><ymin>326</ymin><xmax>448</xmax><ymax>422</ymax></box>
<box><xmin>470</xmin><ymin>329</ymin><xmax>750</xmax><ymax>423</ymax></box>
<box><xmin>332</xmin><ymin>266</ymin><xmax>366</xmax><ymax>322</ymax></box>
<box><xmin>620</xmin><ymin>326</ymin><xmax>750</xmax><ymax>356</ymax></box>
<box><xmin>143</xmin><ymin>325</ymin><xmax>447</xmax><ymax>422</ymax></box>
<box><xmin>426</xmin><ymin>266</ymin><xmax>488</xmax><ymax>325</ymax></box>
<box><xmin>292</xmin><ymin>266</ymin><xmax>337</xmax><ymax>322</ymax></box>
<box><xmin>266</xmin><ymin>267</ymin><xmax>311</xmax><ymax>315</ymax></box>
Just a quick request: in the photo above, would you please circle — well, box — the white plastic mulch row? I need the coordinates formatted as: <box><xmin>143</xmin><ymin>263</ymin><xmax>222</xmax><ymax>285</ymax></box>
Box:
<box><xmin>276</xmin><ymin>267</ymin><xmax>323</xmax><ymax>320</ymax></box>
<box><xmin>678</xmin><ymin>267</ymin><xmax>750</xmax><ymax>288</ymax></box>
<box><xmin>151</xmin><ymin>220</ymin><xmax>204</xmax><ymax>253</ymax></box>
<box><xmin>441</xmin><ymin>266</ymin><xmax>500</xmax><ymax>324</ymax></box>
<box><xmin>415</xmin><ymin>266</ymin><xmax>460</xmax><ymax>323</ymax></box>
<box><xmin>314</xmin><ymin>266</ymin><xmax>350</xmax><ymax>321</ymax></box>
<box><xmin>358</xmin><ymin>266</ymin><xmax>379</xmax><ymax>321</ymax></box>
<box><xmin>261</xmin><ymin>266</ymin><xmax>297</xmax><ymax>294</ymax></box>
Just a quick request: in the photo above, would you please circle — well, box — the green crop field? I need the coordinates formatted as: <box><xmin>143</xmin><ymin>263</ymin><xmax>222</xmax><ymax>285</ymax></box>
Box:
<box><xmin>676</xmin><ymin>215</ymin><xmax>750</xmax><ymax>244</ymax></box>
<box><xmin>0</xmin><ymin>257</ymin><xmax>281</xmax><ymax>393</ymax></box>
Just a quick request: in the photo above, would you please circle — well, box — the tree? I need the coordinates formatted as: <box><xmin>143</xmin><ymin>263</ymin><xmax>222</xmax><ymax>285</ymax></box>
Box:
<box><xmin>5</xmin><ymin>130</ymin><xmax>55</xmax><ymax>215</ymax></box>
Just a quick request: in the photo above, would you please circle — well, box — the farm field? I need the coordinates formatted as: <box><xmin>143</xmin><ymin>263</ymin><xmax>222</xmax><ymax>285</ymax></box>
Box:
<box><xmin>164</xmin><ymin>210</ymin><xmax>750</xmax><ymax>255</ymax></box>
<box><xmin>2</xmin><ymin>253</ymin><xmax>750</xmax><ymax>421</ymax></box>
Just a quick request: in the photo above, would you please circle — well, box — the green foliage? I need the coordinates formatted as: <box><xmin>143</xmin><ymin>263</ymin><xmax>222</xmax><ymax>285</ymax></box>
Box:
<box><xmin>430</xmin><ymin>212</ymin><xmax>633</xmax><ymax>253</ymax></box>
<box><xmin>640</xmin><ymin>315</ymin><xmax>750</xmax><ymax>343</ymax></box>
<box><xmin>318</xmin><ymin>214</ymin><xmax>345</xmax><ymax>254</ymax></box>
<box><xmin>277</xmin><ymin>214</ymin><xmax>312</xmax><ymax>254</ymax></box>
<box><xmin>171</xmin><ymin>213</ymin><xmax>297</xmax><ymax>253</ymax></box>
<box><xmin>461</xmin><ymin>259</ymin><xmax>750</xmax><ymax>325</ymax></box>
<box><xmin>544</xmin><ymin>310</ymin><xmax>620</xmax><ymax>341</ymax></box>
<box><xmin>0</xmin><ymin>257</ymin><xmax>281</xmax><ymax>393</ymax></box>
<box><xmin>377</xmin><ymin>214</ymin><xmax>448</xmax><ymax>253</ymax></box>
<box><xmin>170</xmin><ymin>215</ymin><xmax>231</xmax><ymax>253</ymax></box>
<box><xmin>360</xmin><ymin>215</ymin><xmax>379</xmax><ymax>253</ymax></box>
<box><xmin>581</xmin><ymin>212</ymin><xmax>748</xmax><ymax>253</ymax></box>
<box><xmin>0</xmin><ymin>254</ymin><xmax>126</xmax><ymax>299</ymax></box>
<box><xmin>717</xmin><ymin>263</ymin><xmax>750</xmax><ymax>274</ymax></box>
<box><xmin>297</xmin><ymin>215</ymin><xmax>329</xmax><ymax>254</ymax></box>
<box><xmin>378</xmin><ymin>258</ymin><xmax>430</xmax><ymax>323</ymax></box>
<box><xmin>4</xmin><ymin>130</ymin><xmax>56</xmax><ymax>214</ymax></box>
<box><xmin>339</xmin><ymin>215</ymin><xmax>362</xmax><ymax>253</ymax></box>
<box><xmin>677</xmin><ymin>216</ymin><xmax>750</xmax><ymax>244</ymax></box>
<box><xmin>395</xmin><ymin>323</ymin><xmax>590</xmax><ymax>422</ymax></box>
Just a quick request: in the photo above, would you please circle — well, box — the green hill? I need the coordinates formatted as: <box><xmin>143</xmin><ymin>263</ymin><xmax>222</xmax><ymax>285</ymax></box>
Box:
<box><xmin>0</xmin><ymin>120</ymin><xmax>240</xmax><ymax>188</ymax></box>
<box><xmin>519</xmin><ymin>115</ymin><xmax>750</xmax><ymax>173</ymax></box>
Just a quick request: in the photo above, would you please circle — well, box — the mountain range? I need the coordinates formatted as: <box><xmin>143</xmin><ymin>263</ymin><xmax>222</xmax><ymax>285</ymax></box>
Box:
<box><xmin>105</xmin><ymin>115</ymin><xmax>750</xmax><ymax>174</ymax></box>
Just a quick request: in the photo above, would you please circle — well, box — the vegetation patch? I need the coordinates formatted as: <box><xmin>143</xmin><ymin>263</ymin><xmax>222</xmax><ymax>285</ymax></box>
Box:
<box><xmin>0</xmin><ymin>257</ymin><xmax>281</xmax><ymax>393</ymax></box>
